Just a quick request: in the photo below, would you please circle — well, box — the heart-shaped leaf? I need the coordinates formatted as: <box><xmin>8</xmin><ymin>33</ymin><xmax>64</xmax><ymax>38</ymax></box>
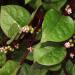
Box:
<box><xmin>1</xmin><ymin>5</ymin><xmax>30</xmax><ymax>38</ymax></box>
<box><xmin>33</xmin><ymin>43</ymin><xmax>66</xmax><ymax>66</ymax></box>
<box><xmin>41</xmin><ymin>9</ymin><xmax>74</xmax><ymax>42</ymax></box>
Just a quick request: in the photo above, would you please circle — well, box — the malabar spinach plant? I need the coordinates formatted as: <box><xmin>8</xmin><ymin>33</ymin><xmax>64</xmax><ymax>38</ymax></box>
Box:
<box><xmin>0</xmin><ymin>0</ymin><xmax>75</xmax><ymax>75</ymax></box>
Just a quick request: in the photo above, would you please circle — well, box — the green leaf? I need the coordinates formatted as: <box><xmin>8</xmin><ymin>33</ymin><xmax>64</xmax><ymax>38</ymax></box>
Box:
<box><xmin>8</xmin><ymin>23</ymin><xmax>19</xmax><ymax>39</ymax></box>
<box><xmin>25</xmin><ymin>0</ymin><xmax>31</xmax><ymax>4</ymax></box>
<box><xmin>35</xmin><ymin>0</ymin><xmax>42</xmax><ymax>8</ymax></box>
<box><xmin>59</xmin><ymin>70</ymin><xmax>65</xmax><ymax>75</ymax></box>
<box><xmin>74</xmin><ymin>21</ymin><xmax>75</xmax><ymax>33</ymax></box>
<box><xmin>19</xmin><ymin>64</ymin><xmax>30</xmax><ymax>75</ymax></box>
<box><xmin>1</xmin><ymin>5</ymin><xmax>30</xmax><ymax>38</ymax></box>
<box><xmin>33</xmin><ymin>43</ymin><xmax>66</xmax><ymax>66</ymax></box>
<box><xmin>66</xmin><ymin>60</ymin><xmax>73</xmax><ymax>75</ymax></box>
<box><xmin>19</xmin><ymin>63</ymin><xmax>48</xmax><ymax>75</ymax></box>
<box><xmin>27</xmin><ymin>52</ymin><xmax>33</xmax><ymax>61</ymax></box>
<box><xmin>41</xmin><ymin>9</ymin><xmax>74</xmax><ymax>42</ymax></box>
<box><xmin>30</xmin><ymin>63</ymin><xmax>48</xmax><ymax>75</ymax></box>
<box><xmin>35</xmin><ymin>29</ymin><xmax>42</xmax><ymax>41</ymax></box>
<box><xmin>66</xmin><ymin>60</ymin><xmax>75</xmax><ymax>75</ymax></box>
<box><xmin>51</xmin><ymin>0</ymin><xmax>62</xmax><ymax>2</ymax></box>
<box><xmin>43</xmin><ymin>0</ymin><xmax>67</xmax><ymax>11</ymax></box>
<box><xmin>0</xmin><ymin>52</ymin><xmax>6</xmax><ymax>67</ymax></box>
<box><xmin>7</xmin><ymin>23</ymin><xmax>20</xmax><ymax>44</ymax></box>
<box><xmin>0</xmin><ymin>60</ymin><xmax>19</xmax><ymax>75</ymax></box>
<box><xmin>0</xmin><ymin>70</ymin><xmax>9</xmax><ymax>75</ymax></box>
<box><xmin>11</xmin><ymin>66</ymin><xmax>20</xmax><ymax>75</ymax></box>
<box><xmin>72</xmin><ymin>65</ymin><xmax>75</xmax><ymax>75</ymax></box>
<box><xmin>29</xmin><ymin>0</ymin><xmax>42</xmax><ymax>9</ymax></box>
<box><xmin>50</xmin><ymin>0</ymin><xmax>67</xmax><ymax>11</ymax></box>
<box><xmin>48</xmin><ymin>64</ymin><xmax>61</xmax><ymax>71</ymax></box>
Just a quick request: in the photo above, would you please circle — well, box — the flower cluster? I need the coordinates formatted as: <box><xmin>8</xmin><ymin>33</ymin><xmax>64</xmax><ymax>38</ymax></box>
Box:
<box><xmin>65</xmin><ymin>5</ymin><xmax>72</xmax><ymax>15</ymax></box>
<box><xmin>0</xmin><ymin>46</ymin><xmax>14</xmax><ymax>53</ymax></box>
<box><xmin>20</xmin><ymin>26</ymin><xmax>34</xmax><ymax>34</ymax></box>
<box><xmin>64</xmin><ymin>35</ymin><xmax>75</xmax><ymax>58</ymax></box>
<box><xmin>64</xmin><ymin>35</ymin><xmax>75</xmax><ymax>48</ymax></box>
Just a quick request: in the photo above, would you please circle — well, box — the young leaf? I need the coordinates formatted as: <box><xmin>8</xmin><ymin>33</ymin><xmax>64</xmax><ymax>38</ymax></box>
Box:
<box><xmin>41</xmin><ymin>9</ymin><xmax>74</xmax><ymax>42</ymax></box>
<box><xmin>33</xmin><ymin>43</ymin><xmax>66</xmax><ymax>66</ymax></box>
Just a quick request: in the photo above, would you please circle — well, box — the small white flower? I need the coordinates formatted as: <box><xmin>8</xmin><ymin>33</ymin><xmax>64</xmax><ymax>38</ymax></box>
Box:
<box><xmin>73</xmin><ymin>36</ymin><xmax>75</xmax><ymax>39</ymax></box>
<box><xmin>11</xmin><ymin>48</ymin><xmax>14</xmax><ymax>52</ymax></box>
<box><xmin>4</xmin><ymin>51</ymin><xmax>7</xmax><ymax>54</ymax></box>
<box><xmin>27</xmin><ymin>47</ymin><xmax>32</xmax><ymax>52</ymax></box>
<box><xmin>64</xmin><ymin>42</ymin><xmax>71</xmax><ymax>48</ymax></box>
<box><xmin>0</xmin><ymin>46</ymin><xmax>15</xmax><ymax>53</ymax></box>
<box><xmin>0</xmin><ymin>49</ymin><xmax>3</xmax><ymax>52</ymax></box>
<box><xmin>71</xmin><ymin>43</ymin><xmax>74</xmax><ymax>47</ymax></box>
<box><xmin>65</xmin><ymin>5</ymin><xmax>72</xmax><ymax>14</ymax></box>
<box><xmin>0</xmin><ymin>47</ymin><xmax>4</xmax><ymax>52</ymax></box>
<box><xmin>0</xmin><ymin>47</ymin><xmax>4</xmax><ymax>50</ymax></box>
<box><xmin>21</xmin><ymin>26</ymin><xmax>30</xmax><ymax>33</ymax></box>
<box><xmin>14</xmin><ymin>44</ymin><xmax>19</xmax><ymax>49</ymax></box>
<box><xmin>67</xmin><ymin>8</ymin><xmax>72</xmax><ymax>14</ymax></box>
<box><xmin>70</xmin><ymin>53</ymin><xmax>74</xmax><ymax>58</ymax></box>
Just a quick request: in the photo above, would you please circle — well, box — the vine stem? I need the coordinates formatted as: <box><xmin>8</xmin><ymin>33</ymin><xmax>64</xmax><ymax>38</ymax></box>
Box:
<box><xmin>16</xmin><ymin>50</ymin><xmax>30</xmax><ymax>75</ymax></box>
<box><xmin>16</xmin><ymin>6</ymin><xmax>44</xmax><ymax>74</ymax></box>
<box><xmin>19</xmin><ymin>50</ymin><xmax>30</xmax><ymax>65</ymax></box>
